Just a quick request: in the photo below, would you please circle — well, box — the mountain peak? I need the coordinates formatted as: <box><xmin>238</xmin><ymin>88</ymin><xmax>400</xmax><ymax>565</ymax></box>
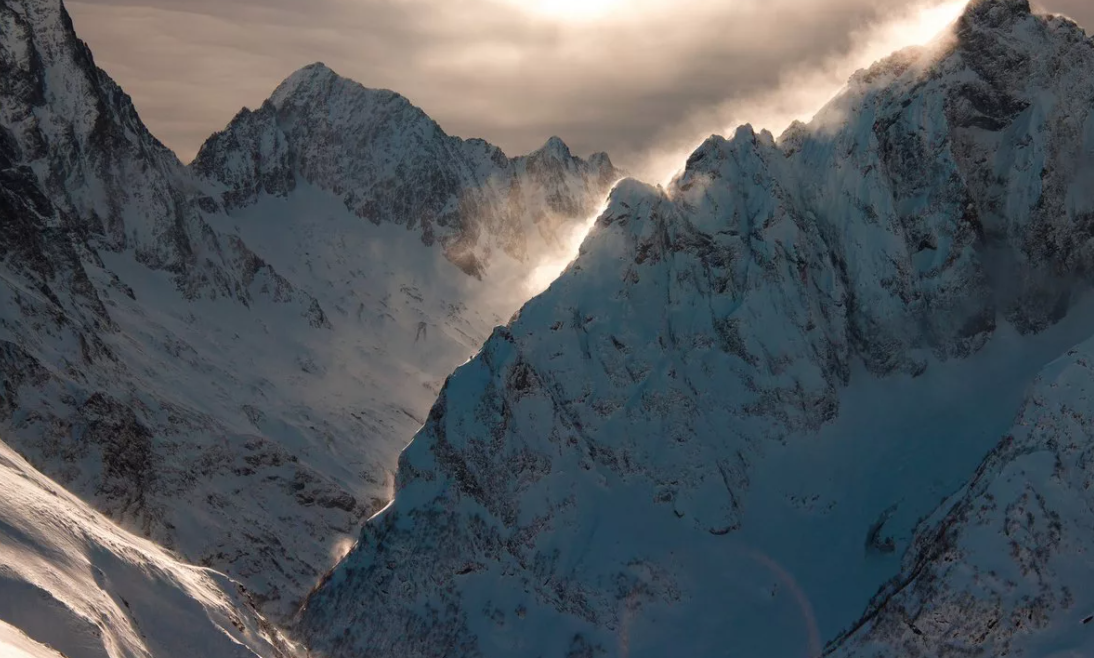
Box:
<box><xmin>533</xmin><ymin>135</ymin><xmax>573</xmax><ymax>160</ymax></box>
<box><xmin>587</xmin><ymin>150</ymin><xmax>614</xmax><ymax>171</ymax></box>
<box><xmin>288</xmin><ymin>61</ymin><xmax>338</xmax><ymax>79</ymax></box>
<box><xmin>960</xmin><ymin>0</ymin><xmax>1032</xmax><ymax>27</ymax></box>
<box><xmin>270</xmin><ymin>62</ymin><xmax>342</xmax><ymax>105</ymax></box>
<box><xmin>265</xmin><ymin>62</ymin><xmax>417</xmax><ymax>122</ymax></box>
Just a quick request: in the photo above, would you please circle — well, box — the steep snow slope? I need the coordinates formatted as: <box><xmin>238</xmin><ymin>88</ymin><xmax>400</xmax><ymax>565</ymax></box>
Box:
<box><xmin>831</xmin><ymin>336</ymin><xmax>1094</xmax><ymax>658</ymax></box>
<box><xmin>0</xmin><ymin>0</ymin><xmax>616</xmax><ymax>623</ymax></box>
<box><xmin>0</xmin><ymin>435</ymin><xmax>296</xmax><ymax>658</ymax></box>
<box><xmin>298</xmin><ymin>1</ymin><xmax>1094</xmax><ymax>655</ymax></box>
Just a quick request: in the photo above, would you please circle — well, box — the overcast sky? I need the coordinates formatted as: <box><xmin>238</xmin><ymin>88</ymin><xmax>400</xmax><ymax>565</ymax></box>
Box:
<box><xmin>67</xmin><ymin>0</ymin><xmax>1092</xmax><ymax>181</ymax></box>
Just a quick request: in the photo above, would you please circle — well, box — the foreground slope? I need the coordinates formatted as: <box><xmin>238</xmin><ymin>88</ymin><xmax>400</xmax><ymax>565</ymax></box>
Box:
<box><xmin>0</xmin><ymin>436</ymin><xmax>296</xmax><ymax>658</ymax></box>
<box><xmin>0</xmin><ymin>0</ymin><xmax>616</xmax><ymax>621</ymax></box>
<box><xmin>299</xmin><ymin>1</ymin><xmax>1094</xmax><ymax>655</ymax></box>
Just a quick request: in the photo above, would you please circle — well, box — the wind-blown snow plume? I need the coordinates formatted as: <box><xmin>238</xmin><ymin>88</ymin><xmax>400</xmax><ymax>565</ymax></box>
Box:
<box><xmin>640</xmin><ymin>0</ymin><xmax>969</xmax><ymax>185</ymax></box>
<box><xmin>522</xmin><ymin>1</ymin><xmax>968</xmax><ymax>295</ymax></box>
<box><xmin>521</xmin><ymin>185</ymin><xmax>621</xmax><ymax>296</ymax></box>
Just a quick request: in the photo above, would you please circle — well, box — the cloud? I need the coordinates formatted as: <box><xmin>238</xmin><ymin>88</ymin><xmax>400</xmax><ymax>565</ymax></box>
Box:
<box><xmin>1035</xmin><ymin>0</ymin><xmax>1094</xmax><ymax>28</ymax></box>
<box><xmin>637</xmin><ymin>0</ymin><xmax>975</xmax><ymax>184</ymax></box>
<box><xmin>67</xmin><ymin>0</ymin><xmax>1091</xmax><ymax>172</ymax></box>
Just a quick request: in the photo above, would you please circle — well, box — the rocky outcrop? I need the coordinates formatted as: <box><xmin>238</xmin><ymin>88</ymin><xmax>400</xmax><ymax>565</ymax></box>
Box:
<box><xmin>3</xmin><ymin>0</ymin><xmax>226</xmax><ymax>289</ymax></box>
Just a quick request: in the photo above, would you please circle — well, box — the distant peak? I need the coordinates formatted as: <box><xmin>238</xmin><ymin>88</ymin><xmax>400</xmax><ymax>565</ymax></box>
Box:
<box><xmin>588</xmin><ymin>151</ymin><xmax>614</xmax><ymax>170</ymax></box>
<box><xmin>534</xmin><ymin>135</ymin><xmax>573</xmax><ymax>160</ymax></box>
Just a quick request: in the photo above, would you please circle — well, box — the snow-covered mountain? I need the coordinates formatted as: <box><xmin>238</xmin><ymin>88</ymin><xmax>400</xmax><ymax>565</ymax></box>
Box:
<box><xmin>0</xmin><ymin>434</ymin><xmax>298</xmax><ymax>658</ymax></box>
<box><xmin>192</xmin><ymin>63</ymin><xmax>618</xmax><ymax>279</ymax></box>
<box><xmin>7</xmin><ymin>0</ymin><xmax>1094</xmax><ymax>654</ymax></box>
<box><xmin>297</xmin><ymin>1</ymin><xmax>1094</xmax><ymax>656</ymax></box>
<box><xmin>0</xmin><ymin>0</ymin><xmax>617</xmax><ymax>627</ymax></box>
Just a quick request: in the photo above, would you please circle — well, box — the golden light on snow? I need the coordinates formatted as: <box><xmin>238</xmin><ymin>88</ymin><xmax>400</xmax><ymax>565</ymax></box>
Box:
<box><xmin>330</xmin><ymin>536</ymin><xmax>357</xmax><ymax>565</ymax></box>
<box><xmin>523</xmin><ymin>190</ymin><xmax>618</xmax><ymax>296</ymax></box>
<box><xmin>845</xmin><ymin>0</ymin><xmax>969</xmax><ymax>78</ymax></box>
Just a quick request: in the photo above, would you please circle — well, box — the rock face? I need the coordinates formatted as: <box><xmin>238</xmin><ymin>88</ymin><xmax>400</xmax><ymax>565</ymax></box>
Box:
<box><xmin>298</xmin><ymin>3</ymin><xmax>1094</xmax><ymax>656</ymax></box>
<box><xmin>192</xmin><ymin>63</ymin><xmax>619</xmax><ymax>277</ymax></box>
<box><xmin>0</xmin><ymin>0</ymin><xmax>616</xmax><ymax>625</ymax></box>
<box><xmin>0</xmin><ymin>0</ymin><xmax>278</xmax><ymax>293</ymax></box>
